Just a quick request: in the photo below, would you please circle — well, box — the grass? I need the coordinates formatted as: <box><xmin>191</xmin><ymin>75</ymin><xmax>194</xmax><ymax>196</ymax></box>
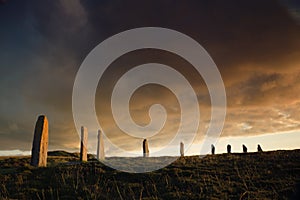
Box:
<box><xmin>0</xmin><ymin>150</ymin><xmax>300</xmax><ymax>199</ymax></box>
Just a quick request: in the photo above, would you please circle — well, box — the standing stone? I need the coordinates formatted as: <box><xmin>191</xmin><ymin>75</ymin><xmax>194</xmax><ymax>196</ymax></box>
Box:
<box><xmin>180</xmin><ymin>142</ymin><xmax>184</xmax><ymax>157</ymax></box>
<box><xmin>80</xmin><ymin>126</ymin><xmax>88</xmax><ymax>162</ymax></box>
<box><xmin>97</xmin><ymin>129</ymin><xmax>105</xmax><ymax>160</ymax></box>
<box><xmin>211</xmin><ymin>144</ymin><xmax>215</xmax><ymax>155</ymax></box>
<box><xmin>30</xmin><ymin>115</ymin><xmax>48</xmax><ymax>167</ymax></box>
<box><xmin>227</xmin><ymin>144</ymin><xmax>231</xmax><ymax>154</ymax></box>
<box><xmin>257</xmin><ymin>144</ymin><xmax>263</xmax><ymax>152</ymax></box>
<box><xmin>143</xmin><ymin>139</ymin><xmax>149</xmax><ymax>157</ymax></box>
<box><xmin>242</xmin><ymin>144</ymin><xmax>247</xmax><ymax>153</ymax></box>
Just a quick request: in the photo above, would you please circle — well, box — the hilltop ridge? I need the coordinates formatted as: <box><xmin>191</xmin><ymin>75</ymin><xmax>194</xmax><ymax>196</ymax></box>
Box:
<box><xmin>0</xmin><ymin>149</ymin><xmax>300</xmax><ymax>199</ymax></box>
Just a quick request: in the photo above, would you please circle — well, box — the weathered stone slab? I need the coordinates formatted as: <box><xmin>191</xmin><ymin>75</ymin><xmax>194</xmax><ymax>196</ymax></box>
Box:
<box><xmin>243</xmin><ymin>144</ymin><xmax>247</xmax><ymax>153</ymax></box>
<box><xmin>257</xmin><ymin>144</ymin><xmax>263</xmax><ymax>152</ymax></box>
<box><xmin>30</xmin><ymin>115</ymin><xmax>48</xmax><ymax>167</ymax></box>
<box><xmin>227</xmin><ymin>144</ymin><xmax>231</xmax><ymax>154</ymax></box>
<box><xmin>97</xmin><ymin>129</ymin><xmax>105</xmax><ymax>160</ymax></box>
<box><xmin>211</xmin><ymin>144</ymin><xmax>215</xmax><ymax>155</ymax></box>
<box><xmin>180</xmin><ymin>142</ymin><xmax>184</xmax><ymax>157</ymax></box>
<box><xmin>143</xmin><ymin>139</ymin><xmax>149</xmax><ymax>157</ymax></box>
<box><xmin>80</xmin><ymin>126</ymin><xmax>88</xmax><ymax>162</ymax></box>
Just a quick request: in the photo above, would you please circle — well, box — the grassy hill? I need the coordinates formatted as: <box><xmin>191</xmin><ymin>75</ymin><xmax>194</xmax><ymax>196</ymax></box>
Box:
<box><xmin>0</xmin><ymin>150</ymin><xmax>300</xmax><ymax>199</ymax></box>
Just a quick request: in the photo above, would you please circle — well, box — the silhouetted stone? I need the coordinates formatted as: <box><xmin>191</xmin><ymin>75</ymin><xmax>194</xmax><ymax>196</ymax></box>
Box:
<box><xmin>180</xmin><ymin>142</ymin><xmax>184</xmax><ymax>157</ymax></box>
<box><xmin>257</xmin><ymin>144</ymin><xmax>263</xmax><ymax>152</ymax></box>
<box><xmin>80</xmin><ymin>126</ymin><xmax>88</xmax><ymax>161</ymax></box>
<box><xmin>30</xmin><ymin>115</ymin><xmax>48</xmax><ymax>167</ymax></box>
<box><xmin>211</xmin><ymin>144</ymin><xmax>215</xmax><ymax>155</ymax></box>
<box><xmin>227</xmin><ymin>144</ymin><xmax>231</xmax><ymax>153</ymax></box>
<box><xmin>243</xmin><ymin>144</ymin><xmax>247</xmax><ymax>153</ymax></box>
<box><xmin>97</xmin><ymin>129</ymin><xmax>105</xmax><ymax>160</ymax></box>
<box><xmin>143</xmin><ymin>139</ymin><xmax>149</xmax><ymax>157</ymax></box>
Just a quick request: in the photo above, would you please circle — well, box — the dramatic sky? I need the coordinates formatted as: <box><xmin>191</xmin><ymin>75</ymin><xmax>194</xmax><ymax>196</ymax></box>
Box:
<box><xmin>1</xmin><ymin>0</ymin><xmax>300</xmax><ymax>156</ymax></box>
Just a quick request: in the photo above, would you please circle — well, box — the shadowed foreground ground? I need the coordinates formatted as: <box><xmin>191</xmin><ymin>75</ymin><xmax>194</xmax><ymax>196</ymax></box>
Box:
<box><xmin>0</xmin><ymin>150</ymin><xmax>300</xmax><ymax>199</ymax></box>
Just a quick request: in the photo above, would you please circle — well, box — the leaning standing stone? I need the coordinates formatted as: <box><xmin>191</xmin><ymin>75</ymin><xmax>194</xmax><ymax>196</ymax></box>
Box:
<box><xmin>80</xmin><ymin>126</ymin><xmax>88</xmax><ymax>162</ymax></box>
<box><xmin>242</xmin><ymin>144</ymin><xmax>247</xmax><ymax>153</ymax></box>
<box><xmin>30</xmin><ymin>115</ymin><xmax>48</xmax><ymax>167</ymax></box>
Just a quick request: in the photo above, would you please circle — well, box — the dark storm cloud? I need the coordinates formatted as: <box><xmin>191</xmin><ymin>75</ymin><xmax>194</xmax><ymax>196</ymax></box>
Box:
<box><xmin>30</xmin><ymin>0</ymin><xmax>91</xmax><ymax>59</ymax></box>
<box><xmin>29</xmin><ymin>0</ymin><xmax>300</xmax><ymax>107</ymax></box>
<box><xmin>280</xmin><ymin>0</ymin><xmax>300</xmax><ymax>24</ymax></box>
<box><xmin>29</xmin><ymin>0</ymin><xmax>300</xmax><ymax>103</ymax></box>
<box><xmin>1</xmin><ymin>0</ymin><xmax>300</xmax><ymax>152</ymax></box>
<box><xmin>30</xmin><ymin>0</ymin><xmax>300</xmax><ymax>73</ymax></box>
<box><xmin>81</xmin><ymin>0</ymin><xmax>300</xmax><ymax>77</ymax></box>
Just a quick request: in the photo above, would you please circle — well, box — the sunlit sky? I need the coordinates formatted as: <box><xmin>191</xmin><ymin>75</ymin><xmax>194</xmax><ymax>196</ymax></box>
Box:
<box><xmin>1</xmin><ymin>0</ymin><xmax>300</xmax><ymax>157</ymax></box>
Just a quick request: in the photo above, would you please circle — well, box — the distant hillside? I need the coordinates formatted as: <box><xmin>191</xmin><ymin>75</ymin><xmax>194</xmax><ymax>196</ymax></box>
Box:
<box><xmin>47</xmin><ymin>150</ymin><xmax>79</xmax><ymax>157</ymax></box>
<box><xmin>0</xmin><ymin>150</ymin><xmax>300</xmax><ymax>199</ymax></box>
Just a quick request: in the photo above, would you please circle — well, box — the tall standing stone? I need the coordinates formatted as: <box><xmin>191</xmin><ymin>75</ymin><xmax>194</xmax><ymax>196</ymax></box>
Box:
<box><xmin>242</xmin><ymin>144</ymin><xmax>247</xmax><ymax>153</ymax></box>
<box><xmin>211</xmin><ymin>144</ymin><xmax>215</xmax><ymax>155</ymax></box>
<box><xmin>30</xmin><ymin>115</ymin><xmax>48</xmax><ymax>167</ymax></box>
<box><xmin>80</xmin><ymin>126</ymin><xmax>88</xmax><ymax>162</ymax></box>
<box><xmin>143</xmin><ymin>139</ymin><xmax>149</xmax><ymax>157</ymax></box>
<box><xmin>227</xmin><ymin>144</ymin><xmax>231</xmax><ymax>154</ymax></box>
<box><xmin>97</xmin><ymin>129</ymin><xmax>105</xmax><ymax>160</ymax></box>
<box><xmin>180</xmin><ymin>142</ymin><xmax>184</xmax><ymax>157</ymax></box>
